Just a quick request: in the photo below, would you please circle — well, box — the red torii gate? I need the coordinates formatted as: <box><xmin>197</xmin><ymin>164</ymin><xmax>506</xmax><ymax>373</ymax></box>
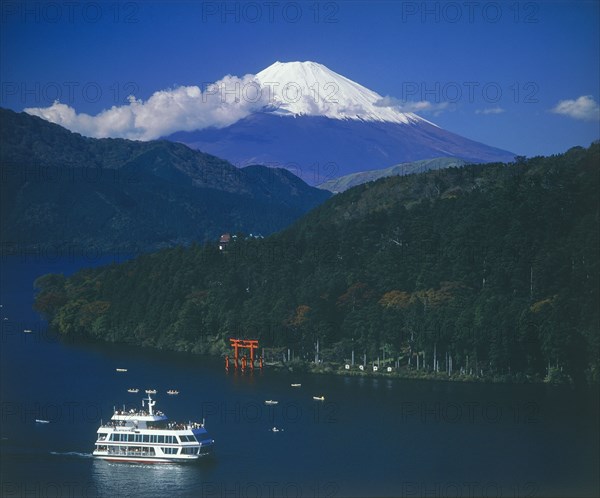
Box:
<box><xmin>226</xmin><ymin>338</ymin><xmax>262</xmax><ymax>371</ymax></box>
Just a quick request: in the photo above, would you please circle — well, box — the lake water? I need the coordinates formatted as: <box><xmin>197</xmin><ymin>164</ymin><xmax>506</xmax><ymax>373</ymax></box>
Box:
<box><xmin>1</xmin><ymin>256</ymin><xmax>598</xmax><ymax>498</ymax></box>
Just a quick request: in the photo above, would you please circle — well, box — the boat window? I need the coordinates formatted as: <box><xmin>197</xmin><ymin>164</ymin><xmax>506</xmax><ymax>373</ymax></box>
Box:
<box><xmin>143</xmin><ymin>435</ymin><xmax>150</xmax><ymax>443</ymax></box>
<box><xmin>158</xmin><ymin>436</ymin><xmax>165</xmax><ymax>443</ymax></box>
<box><xmin>135</xmin><ymin>434</ymin><xmax>142</xmax><ymax>442</ymax></box>
<box><xmin>128</xmin><ymin>434</ymin><xmax>135</xmax><ymax>442</ymax></box>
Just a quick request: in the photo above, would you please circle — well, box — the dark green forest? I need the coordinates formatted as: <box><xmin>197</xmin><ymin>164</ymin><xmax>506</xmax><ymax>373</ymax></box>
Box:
<box><xmin>34</xmin><ymin>143</ymin><xmax>600</xmax><ymax>383</ymax></box>
<box><xmin>0</xmin><ymin>108</ymin><xmax>330</xmax><ymax>251</ymax></box>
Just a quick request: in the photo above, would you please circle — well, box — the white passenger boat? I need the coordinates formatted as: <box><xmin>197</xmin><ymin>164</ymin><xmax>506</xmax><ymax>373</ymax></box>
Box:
<box><xmin>127</xmin><ymin>388</ymin><xmax>139</xmax><ymax>393</ymax></box>
<box><xmin>291</xmin><ymin>383</ymin><xmax>301</xmax><ymax>387</ymax></box>
<box><xmin>93</xmin><ymin>393</ymin><xmax>214</xmax><ymax>463</ymax></box>
<box><xmin>167</xmin><ymin>390</ymin><xmax>179</xmax><ymax>395</ymax></box>
<box><xmin>264</xmin><ymin>400</ymin><xmax>278</xmax><ymax>405</ymax></box>
<box><xmin>145</xmin><ymin>389</ymin><xmax>157</xmax><ymax>394</ymax></box>
<box><xmin>312</xmin><ymin>396</ymin><xmax>325</xmax><ymax>401</ymax></box>
<box><xmin>116</xmin><ymin>368</ymin><xmax>128</xmax><ymax>372</ymax></box>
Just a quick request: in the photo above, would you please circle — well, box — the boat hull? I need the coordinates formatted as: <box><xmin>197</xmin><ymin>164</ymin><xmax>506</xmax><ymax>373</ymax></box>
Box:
<box><xmin>96</xmin><ymin>456</ymin><xmax>202</xmax><ymax>463</ymax></box>
<box><xmin>93</xmin><ymin>450</ymin><xmax>212</xmax><ymax>464</ymax></box>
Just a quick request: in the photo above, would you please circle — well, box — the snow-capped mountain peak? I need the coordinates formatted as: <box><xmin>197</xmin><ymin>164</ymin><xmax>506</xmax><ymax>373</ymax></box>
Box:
<box><xmin>168</xmin><ymin>61</ymin><xmax>515</xmax><ymax>181</ymax></box>
<box><xmin>255</xmin><ymin>61</ymin><xmax>427</xmax><ymax>125</ymax></box>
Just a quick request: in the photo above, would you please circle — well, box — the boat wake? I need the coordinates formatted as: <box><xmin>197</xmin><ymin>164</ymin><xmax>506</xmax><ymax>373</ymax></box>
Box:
<box><xmin>50</xmin><ymin>451</ymin><xmax>94</xmax><ymax>459</ymax></box>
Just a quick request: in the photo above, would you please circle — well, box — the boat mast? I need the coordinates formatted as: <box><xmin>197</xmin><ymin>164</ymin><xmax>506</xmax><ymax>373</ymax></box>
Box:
<box><xmin>144</xmin><ymin>393</ymin><xmax>156</xmax><ymax>415</ymax></box>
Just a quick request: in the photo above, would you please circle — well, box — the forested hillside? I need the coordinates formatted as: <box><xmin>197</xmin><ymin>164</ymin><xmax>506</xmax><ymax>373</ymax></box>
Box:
<box><xmin>318</xmin><ymin>157</ymin><xmax>467</xmax><ymax>192</ymax></box>
<box><xmin>0</xmin><ymin>108</ymin><xmax>330</xmax><ymax>251</ymax></box>
<box><xmin>34</xmin><ymin>143</ymin><xmax>600</xmax><ymax>383</ymax></box>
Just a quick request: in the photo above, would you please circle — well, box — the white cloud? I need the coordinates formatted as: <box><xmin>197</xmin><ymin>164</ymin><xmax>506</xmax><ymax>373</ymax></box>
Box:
<box><xmin>374</xmin><ymin>96</ymin><xmax>452</xmax><ymax>116</ymax></box>
<box><xmin>550</xmin><ymin>95</ymin><xmax>600</xmax><ymax>121</ymax></box>
<box><xmin>475</xmin><ymin>107</ymin><xmax>505</xmax><ymax>115</ymax></box>
<box><xmin>24</xmin><ymin>74</ymin><xmax>273</xmax><ymax>140</ymax></box>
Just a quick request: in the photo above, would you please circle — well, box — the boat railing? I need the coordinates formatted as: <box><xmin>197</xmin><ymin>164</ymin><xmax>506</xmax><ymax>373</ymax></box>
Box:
<box><xmin>113</xmin><ymin>410</ymin><xmax>166</xmax><ymax>417</ymax></box>
<box><xmin>100</xmin><ymin>421</ymin><xmax>204</xmax><ymax>431</ymax></box>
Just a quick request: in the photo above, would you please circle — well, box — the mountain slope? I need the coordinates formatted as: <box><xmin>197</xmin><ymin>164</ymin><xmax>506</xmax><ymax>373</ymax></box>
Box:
<box><xmin>167</xmin><ymin>61</ymin><xmax>515</xmax><ymax>183</ymax></box>
<box><xmin>0</xmin><ymin>108</ymin><xmax>331</xmax><ymax>251</ymax></box>
<box><xmin>318</xmin><ymin>157</ymin><xmax>469</xmax><ymax>193</ymax></box>
<box><xmin>168</xmin><ymin>112</ymin><xmax>515</xmax><ymax>183</ymax></box>
<box><xmin>35</xmin><ymin>143</ymin><xmax>600</xmax><ymax>383</ymax></box>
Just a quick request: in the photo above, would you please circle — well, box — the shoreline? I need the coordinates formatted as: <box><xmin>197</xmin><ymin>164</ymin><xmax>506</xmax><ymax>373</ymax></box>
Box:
<box><xmin>277</xmin><ymin>361</ymin><xmax>574</xmax><ymax>385</ymax></box>
<box><xmin>39</xmin><ymin>330</ymin><xmax>590</xmax><ymax>386</ymax></box>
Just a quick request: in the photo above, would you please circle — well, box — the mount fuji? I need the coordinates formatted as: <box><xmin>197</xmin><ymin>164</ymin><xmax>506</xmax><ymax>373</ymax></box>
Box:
<box><xmin>167</xmin><ymin>61</ymin><xmax>515</xmax><ymax>184</ymax></box>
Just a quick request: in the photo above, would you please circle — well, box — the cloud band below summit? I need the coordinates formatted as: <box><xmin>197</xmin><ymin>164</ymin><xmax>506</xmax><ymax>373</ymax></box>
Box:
<box><xmin>24</xmin><ymin>74</ymin><xmax>273</xmax><ymax>141</ymax></box>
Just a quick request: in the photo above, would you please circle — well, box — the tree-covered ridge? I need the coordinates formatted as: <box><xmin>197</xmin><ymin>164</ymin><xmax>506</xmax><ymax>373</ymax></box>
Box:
<box><xmin>0</xmin><ymin>108</ymin><xmax>331</xmax><ymax>250</ymax></box>
<box><xmin>317</xmin><ymin>157</ymin><xmax>468</xmax><ymax>193</ymax></box>
<box><xmin>34</xmin><ymin>143</ymin><xmax>600</xmax><ymax>383</ymax></box>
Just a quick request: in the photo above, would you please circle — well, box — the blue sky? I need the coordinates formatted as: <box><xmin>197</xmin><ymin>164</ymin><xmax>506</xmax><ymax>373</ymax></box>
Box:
<box><xmin>1</xmin><ymin>0</ymin><xmax>599</xmax><ymax>156</ymax></box>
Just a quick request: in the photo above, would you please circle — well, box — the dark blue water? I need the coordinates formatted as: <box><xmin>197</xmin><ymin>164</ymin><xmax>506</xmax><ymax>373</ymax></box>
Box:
<box><xmin>1</xmin><ymin>256</ymin><xmax>598</xmax><ymax>498</ymax></box>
